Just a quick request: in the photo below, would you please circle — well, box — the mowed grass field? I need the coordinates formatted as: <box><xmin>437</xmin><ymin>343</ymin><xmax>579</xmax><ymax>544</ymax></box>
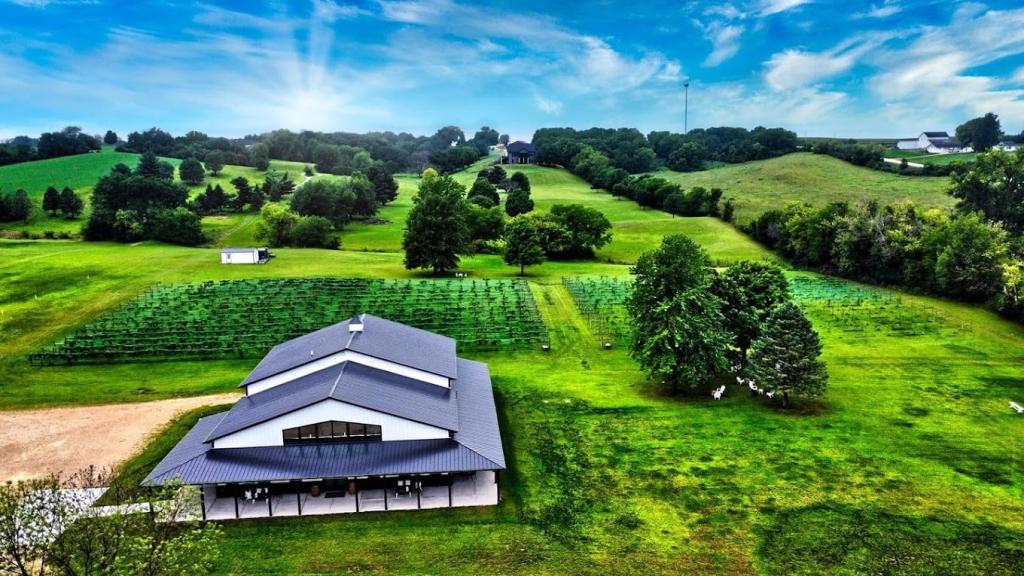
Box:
<box><xmin>1</xmin><ymin>155</ymin><xmax>1023</xmax><ymax>574</ymax></box>
<box><xmin>653</xmin><ymin>152</ymin><xmax>954</xmax><ymax>224</ymax></box>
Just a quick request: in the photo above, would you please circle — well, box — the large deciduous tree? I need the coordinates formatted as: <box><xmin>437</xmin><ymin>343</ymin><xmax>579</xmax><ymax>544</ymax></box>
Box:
<box><xmin>955</xmin><ymin>112</ymin><xmax>1001</xmax><ymax>152</ymax></box>
<box><xmin>103</xmin><ymin>130</ymin><xmax>118</xmax><ymax>145</ymax></box>
<box><xmin>627</xmin><ymin>235</ymin><xmax>729</xmax><ymax>392</ymax></box>
<box><xmin>747</xmin><ymin>302</ymin><xmax>828</xmax><ymax>407</ymax></box>
<box><xmin>402</xmin><ymin>169</ymin><xmax>469</xmax><ymax>274</ymax></box>
<box><xmin>503</xmin><ymin>216</ymin><xmax>545</xmax><ymax>276</ymax></box>
<box><xmin>290</xmin><ymin>179</ymin><xmax>356</xmax><ymax>228</ymax></box>
<box><xmin>711</xmin><ymin>261</ymin><xmax>791</xmax><ymax>362</ymax></box>
<box><xmin>948</xmin><ymin>149</ymin><xmax>1024</xmax><ymax>234</ymax></box>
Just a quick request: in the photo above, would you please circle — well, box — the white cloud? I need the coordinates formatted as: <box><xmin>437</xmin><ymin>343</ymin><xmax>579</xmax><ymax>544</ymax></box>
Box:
<box><xmin>701</xmin><ymin>21</ymin><xmax>744</xmax><ymax>67</ymax></box>
<box><xmin>869</xmin><ymin>4</ymin><xmax>1024</xmax><ymax>120</ymax></box>
<box><xmin>758</xmin><ymin>0</ymin><xmax>812</xmax><ymax>17</ymax></box>
<box><xmin>1013</xmin><ymin>67</ymin><xmax>1024</xmax><ymax>84</ymax></box>
<box><xmin>533</xmin><ymin>95</ymin><xmax>563</xmax><ymax>114</ymax></box>
<box><xmin>763</xmin><ymin>34</ymin><xmax>888</xmax><ymax>90</ymax></box>
<box><xmin>857</xmin><ymin>0</ymin><xmax>902</xmax><ymax>19</ymax></box>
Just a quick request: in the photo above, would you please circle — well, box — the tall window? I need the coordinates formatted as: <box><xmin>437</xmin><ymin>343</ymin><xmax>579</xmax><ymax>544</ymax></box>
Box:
<box><xmin>282</xmin><ymin>420</ymin><xmax>382</xmax><ymax>445</ymax></box>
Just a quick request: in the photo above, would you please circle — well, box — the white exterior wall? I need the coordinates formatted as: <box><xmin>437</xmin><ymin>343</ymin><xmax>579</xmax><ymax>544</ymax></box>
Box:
<box><xmin>212</xmin><ymin>398</ymin><xmax>450</xmax><ymax>449</ymax></box>
<box><xmin>221</xmin><ymin>251</ymin><xmax>258</xmax><ymax>264</ymax></box>
<box><xmin>896</xmin><ymin>139</ymin><xmax>921</xmax><ymax>150</ymax></box>
<box><xmin>246</xmin><ymin>350</ymin><xmax>450</xmax><ymax>396</ymax></box>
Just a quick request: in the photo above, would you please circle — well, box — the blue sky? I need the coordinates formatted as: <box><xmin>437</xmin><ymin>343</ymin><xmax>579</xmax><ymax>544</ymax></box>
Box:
<box><xmin>1</xmin><ymin>0</ymin><xmax>1023</xmax><ymax>140</ymax></box>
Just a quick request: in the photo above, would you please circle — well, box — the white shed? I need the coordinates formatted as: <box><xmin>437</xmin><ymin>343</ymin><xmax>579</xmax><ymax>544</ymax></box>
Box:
<box><xmin>221</xmin><ymin>247</ymin><xmax>269</xmax><ymax>265</ymax></box>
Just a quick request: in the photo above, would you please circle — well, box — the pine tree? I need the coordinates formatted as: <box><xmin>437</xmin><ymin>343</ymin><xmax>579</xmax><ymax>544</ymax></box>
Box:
<box><xmin>747</xmin><ymin>302</ymin><xmax>828</xmax><ymax>407</ymax></box>
<box><xmin>503</xmin><ymin>216</ymin><xmax>545</xmax><ymax>275</ymax></box>
<box><xmin>59</xmin><ymin>187</ymin><xmax>83</xmax><ymax>219</ymax></box>
<box><xmin>505</xmin><ymin>187</ymin><xmax>534</xmax><ymax>217</ymax></box>
<box><xmin>43</xmin><ymin>186</ymin><xmax>61</xmax><ymax>216</ymax></box>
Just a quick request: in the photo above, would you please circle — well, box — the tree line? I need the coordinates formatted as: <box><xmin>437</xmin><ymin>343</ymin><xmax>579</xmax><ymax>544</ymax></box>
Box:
<box><xmin>745</xmin><ymin>150</ymin><xmax>1024</xmax><ymax>321</ymax></box>
<box><xmin>533</xmin><ymin>125</ymin><xmax>799</xmax><ymax>177</ymax></box>
<box><xmin>0</xmin><ymin>127</ymin><xmax>101</xmax><ymax>167</ymax></box>
<box><xmin>628</xmin><ymin>235</ymin><xmax>827</xmax><ymax>407</ymax></box>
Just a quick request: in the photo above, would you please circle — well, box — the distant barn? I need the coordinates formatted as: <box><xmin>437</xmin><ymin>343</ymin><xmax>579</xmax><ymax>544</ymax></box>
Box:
<box><xmin>221</xmin><ymin>247</ymin><xmax>269</xmax><ymax>265</ymax></box>
<box><xmin>505</xmin><ymin>141</ymin><xmax>537</xmax><ymax>164</ymax></box>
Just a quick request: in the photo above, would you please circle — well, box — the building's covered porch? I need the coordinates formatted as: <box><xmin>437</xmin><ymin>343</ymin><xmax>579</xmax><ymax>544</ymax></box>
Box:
<box><xmin>202</xmin><ymin>471</ymin><xmax>498</xmax><ymax>521</ymax></box>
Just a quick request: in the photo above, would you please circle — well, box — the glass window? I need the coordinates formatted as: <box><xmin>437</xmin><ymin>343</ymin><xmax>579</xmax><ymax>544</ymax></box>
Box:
<box><xmin>282</xmin><ymin>420</ymin><xmax>381</xmax><ymax>444</ymax></box>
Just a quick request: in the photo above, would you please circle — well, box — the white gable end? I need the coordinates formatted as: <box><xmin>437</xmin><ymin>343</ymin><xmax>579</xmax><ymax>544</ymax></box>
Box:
<box><xmin>246</xmin><ymin>349</ymin><xmax>451</xmax><ymax>396</ymax></box>
<box><xmin>212</xmin><ymin>398</ymin><xmax>450</xmax><ymax>449</ymax></box>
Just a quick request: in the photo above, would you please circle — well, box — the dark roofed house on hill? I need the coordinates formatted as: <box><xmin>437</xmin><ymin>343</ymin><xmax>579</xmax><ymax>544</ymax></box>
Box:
<box><xmin>505</xmin><ymin>141</ymin><xmax>537</xmax><ymax>164</ymax></box>
<box><xmin>145</xmin><ymin>314</ymin><xmax>505</xmax><ymax>520</ymax></box>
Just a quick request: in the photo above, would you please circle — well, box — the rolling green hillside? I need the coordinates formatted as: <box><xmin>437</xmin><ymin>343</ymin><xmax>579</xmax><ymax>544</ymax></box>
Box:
<box><xmin>653</xmin><ymin>152</ymin><xmax>954</xmax><ymax>224</ymax></box>
<box><xmin>0</xmin><ymin>147</ymin><xmax>315</xmax><ymax>238</ymax></box>
<box><xmin>1</xmin><ymin>156</ymin><xmax>1023</xmax><ymax>574</ymax></box>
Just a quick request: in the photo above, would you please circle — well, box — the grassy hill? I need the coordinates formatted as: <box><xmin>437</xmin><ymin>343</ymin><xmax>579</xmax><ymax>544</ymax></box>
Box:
<box><xmin>343</xmin><ymin>162</ymin><xmax>773</xmax><ymax>265</ymax></box>
<box><xmin>1</xmin><ymin>158</ymin><xmax>1022</xmax><ymax>574</ymax></box>
<box><xmin>652</xmin><ymin>152</ymin><xmax>954</xmax><ymax>224</ymax></box>
<box><xmin>0</xmin><ymin>147</ymin><xmax>315</xmax><ymax>239</ymax></box>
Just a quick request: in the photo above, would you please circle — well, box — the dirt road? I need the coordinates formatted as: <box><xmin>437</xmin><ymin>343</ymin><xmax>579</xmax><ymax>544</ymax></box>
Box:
<box><xmin>0</xmin><ymin>393</ymin><xmax>240</xmax><ymax>481</ymax></box>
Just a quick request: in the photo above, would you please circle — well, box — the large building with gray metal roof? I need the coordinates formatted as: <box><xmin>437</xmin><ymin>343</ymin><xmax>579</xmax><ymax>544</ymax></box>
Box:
<box><xmin>145</xmin><ymin>314</ymin><xmax>505</xmax><ymax>519</ymax></box>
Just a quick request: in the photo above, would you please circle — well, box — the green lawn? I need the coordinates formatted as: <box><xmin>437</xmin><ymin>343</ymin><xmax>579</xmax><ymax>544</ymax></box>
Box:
<box><xmin>2</xmin><ymin>158</ymin><xmax>1023</xmax><ymax>574</ymax></box>
<box><xmin>652</xmin><ymin>152</ymin><xmax>954</xmax><ymax>225</ymax></box>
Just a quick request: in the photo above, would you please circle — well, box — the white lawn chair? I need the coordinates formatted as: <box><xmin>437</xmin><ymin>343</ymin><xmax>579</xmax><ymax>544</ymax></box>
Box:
<box><xmin>1010</xmin><ymin>401</ymin><xmax>1023</xmax><ymax>414</ymax></box>
<box><xmin>766</xmin><ymin>390</ymin><xmax>775</xmax><ymax>399</ymax></box>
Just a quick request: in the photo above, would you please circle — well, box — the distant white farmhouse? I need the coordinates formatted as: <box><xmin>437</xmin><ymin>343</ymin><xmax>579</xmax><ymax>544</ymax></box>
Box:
<box><xmin>221</xmin><ymin>247</ymin><xmax>269</xmax><ymax>265</ymax></box>
<box><xmin>896</xmin><ymin>132</ymin><xmax>972</xmax><ymax>154</ymax></box>
<box><xmin>995</xmin><ymin>141</ymin><xmax>1019</xmax><ymax>152</ymax></box>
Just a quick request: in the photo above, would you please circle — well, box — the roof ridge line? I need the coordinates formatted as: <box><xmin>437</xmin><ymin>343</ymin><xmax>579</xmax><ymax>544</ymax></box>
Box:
<box><xmin>329</xmin><ymin>361</ymin><xmax>348</xmax><ymax>397</ymax></box>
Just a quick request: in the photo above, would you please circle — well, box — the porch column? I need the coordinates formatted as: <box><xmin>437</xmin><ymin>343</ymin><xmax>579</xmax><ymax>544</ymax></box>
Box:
<box><xmin>233</xmin><ymin>485</ymin><xmax>239</xmax><ymax>519</ymax></box>
<box><xmin>268</xmin><ymin>487</ymin><xmax>273</xmax><ymax>517</ymax></box>
<box><xmin>295</xmin><ymin>481</ymin><xmax>302</xmax><ymax>515</ymax></box>
<box><xmin>200</xmin><ymin>485</ymin><xmax>207</xmax><ymax>521</ymax></box>
<box><xmin>448</xmin><ymin>476</ymin><xmax>453</xmax><ymax>507</ymax></box>
<box><xmin>384</xmin><ymin>479</ymin><xmax>389</xmax><ymax>511</ymax></box>
<box><xmin>417</xmin><ymin>481</ymin><xmax>421</xmax><ymax>510</ymax></box>
<box><xmin>355</xmin><ymin>488</ymin><xmax>360</xmax><ymax>513</ymax></box>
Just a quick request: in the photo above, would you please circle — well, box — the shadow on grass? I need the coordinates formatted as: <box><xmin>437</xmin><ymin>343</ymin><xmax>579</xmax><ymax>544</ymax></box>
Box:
<box><xmin>758</xmin><ymin>502</ymin><xmax>1024</xmax><ymax>575</ymax></box>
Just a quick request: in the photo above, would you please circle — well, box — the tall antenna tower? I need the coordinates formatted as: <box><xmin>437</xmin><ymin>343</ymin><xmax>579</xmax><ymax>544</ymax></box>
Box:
<box><xmin>684</xmin><ymin>82</ymin><xmax>691</xmax><ymax>134</ymax></box>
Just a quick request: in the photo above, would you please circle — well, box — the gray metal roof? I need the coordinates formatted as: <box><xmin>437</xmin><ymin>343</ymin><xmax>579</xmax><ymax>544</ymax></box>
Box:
<box><xmin>206</xmin><ymin>362</ymin><xmax>459</xmax><ymax>442</ymax></box>
<box><xmin>144</xmin><ymin>317</ymin><xmax>505</xmax><ymax>487</ymax></box>
<box><xmin>145</xmin><ymin>415</ymin><xmax>498</xmax><ymax>485</ymax></box>
<box><xmin>451</xmin><ymin>358</ymin><xmax>505</xmax><ymax>468</ymax></box>
<box><xmin>241</xmin><ymin>314</ymin><xmax>458</xmax><ymax>386</ymax></box>
<box><xmin>922</xmin><ymin>131</ymin><xmax>949</xmax><ymax>138</ymax></box>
